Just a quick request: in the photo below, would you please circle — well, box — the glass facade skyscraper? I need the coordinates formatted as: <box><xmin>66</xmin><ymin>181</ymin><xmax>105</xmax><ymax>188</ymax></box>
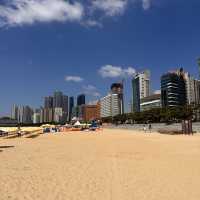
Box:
<box><xmin>132</xmin><ymin>76</ymin><xmax>141</xmax><ymax>112</ymax></box>
<box><xmin>69</xmin><ymin>96</ymin><xmax>74</xmax><ymax>121</ymax></box>
<box><xmin>161</xmin><ymin>69</ymin><xmax>187</xmax><ymax>108</ymax></box>
<box><xmin>132</xmin><ymin>70</ymin><xmax>150</xmax><ymax>112</ymax></box>
<box><xmin>77</xmin><ymin>94</ymin><xmax>85</xmax><ymax>106</ymax></box>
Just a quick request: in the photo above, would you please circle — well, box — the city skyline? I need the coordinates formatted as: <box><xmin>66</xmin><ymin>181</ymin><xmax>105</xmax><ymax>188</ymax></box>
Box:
<box><xmin>3</xmin><ymin>66</ymin><xmax>200</xmax><ymax>118</ymax></box>
<box><xmin>0</xmin><ymin>0</ymin><xmax>200</xmax><ymax>116</ymax></box>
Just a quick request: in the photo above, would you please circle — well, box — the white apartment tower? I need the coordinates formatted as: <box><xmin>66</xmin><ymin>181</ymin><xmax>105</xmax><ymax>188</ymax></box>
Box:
<box><xmin>100</xmin><ymin>93</ymin><xmax>121</xmax><ymax>118</ymax></box>
<box><xmin>184</xmin><ymin>72</ymin><xmax>196</xmax><ymax>104</ymax></box>
<box><xmin>132</xmin><ymin>70</ymin><xmax>151</xmax><ymax>112</ymax></box>
<box><xmin>137</xmin><ymin>70</ymin><xmax>150</xmax><ymax>99</ymax></box>
<box><xmin>184</xmin><ymin>72</ymin><xmax>200</xmax><ymax>105</ymax></box>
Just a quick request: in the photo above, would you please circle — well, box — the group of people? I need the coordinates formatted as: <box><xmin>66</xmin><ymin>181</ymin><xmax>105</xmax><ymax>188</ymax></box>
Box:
<box><xmin>143</xmin><ymin>124</ymin><xmax>152</xmax><ymax>133</ymax></box>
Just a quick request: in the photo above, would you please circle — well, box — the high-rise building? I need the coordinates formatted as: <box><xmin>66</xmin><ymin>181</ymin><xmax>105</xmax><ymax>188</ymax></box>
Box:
<box><xmin>43</xmin><ymin>108</ymin><xmax>53</xmax><ymax>123</ymax></box>
<box><xmin>24</xmin><ymin>106</ymin><xmax>33</xmax><ymax>124</ymax></box>
<box><xmin>194</xmin><ymin>80</ymin><xmax>200</xmax><ymax>105</ymax></box>
<box><xmin>40</xmin><ymin>108</ymin><xmax>44</xmax><ymax>123</ymax></box>
<box><xmin>33</xmin><ymin>109</ymin><xmax>41</xmax><ymax>124</ymax></box>
<box><xmin>132</xmin><ymin>70</ymin><xmax>150</xmax><ymax>112</ymax></box>
<box><xmin>53</xmin><ymin>91</ymin><xmax>63</xmax><ymax>108</ymax></box>
<box><xmin>184</xmin><ymin>72</ymin><xmax>200</xmax><ymax>105</ymax></box>
<box><xmin>111</xmin><ymin>82</ymin><xmax>124</xmax><ymax>114</ymax></box>
<box><xmin>185</xmin><ymin>72</ymin><xmax>196</xmax><ymax>105</ymax></box>
<box><xmin>44</xmin><ymin>92</ymin><xmax>69</xmax><ymax>123</ymax></box>
<box><xmin>18</xmin><ymin>105</ymin><xmax>33</xmax><ymax>124</ymax></box>
<box><xmin>62</xmin><ymin>95</ymin><xmax>68</xmax><ymax>122</ymax></box>
<box><xmin>44</xmin><ymin>96</ymin><xmax>53</xmax><ymax>109</ymax></box>
<box><xmin>100</xmin><ymin>95</ymin><xmax>112</xmax><ymax>118</ymax></box>
<box><xmin>69</xmin><ymin>96</ymin><xmax>74</xmax><ymax>121</ymax></box>
<box><xmin>77</xmin><ymin>94</ymin><xmax>85</xmax><ymax>106</ymax></box>
<box><xmin>54</xmin><ymin>107</ymin><xmax>63</xmax><ymax>123</ymax></box>
<box><xmin>72</xmin><ymin>106</ymin><xmax>78</xmax><ymax>119</ymax></box>
<box><xmin>161</xmin><ymin>68</ymin><xmax>187</xmax><ymax>108</ymax></box>
<box><xmin>11</xmin><ymin>104</ymin><xmax>18</xmax><ymax>120</ymax></box>
<box><xmin>111</xmin><ymin>94</ymin><xmax>122</xmax><ymax>117</ymax></box>
<box><xmin>44</xmin><ymin>96</ymin><xmax>53</xmax><ymax>123</ymax></box>
<box><xmin>100</xmin><ymin>93</ymin><xmax>121</xmax><ymax>118</ymax></box>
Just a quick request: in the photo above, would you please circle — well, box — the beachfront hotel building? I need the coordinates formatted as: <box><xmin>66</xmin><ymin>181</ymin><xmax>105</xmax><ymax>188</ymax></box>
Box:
<box><xmin>161</xmin><ymin>68</ymin><xmax>187</xmax><ymax>107</ymax></box>
<box><xmin>132</xmin><ymin>70</ymin><xmax>150</xmax><ymax>112</ymax></box>
<box><xmin>100</xmin><ymin>93</ymin><xmax>121</xmax><ymax>118</ymax></box>
<box><xmin>100</xmin><ymin>82</ymin><xmax>125</xmax><ymax>118</ymax></box>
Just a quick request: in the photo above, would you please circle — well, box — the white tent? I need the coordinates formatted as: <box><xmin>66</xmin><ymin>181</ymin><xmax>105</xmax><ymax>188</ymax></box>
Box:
<box><xmin>74</xmin><ymin>121</ymin><xmax>81</xmax><ymax>126</ymax></box>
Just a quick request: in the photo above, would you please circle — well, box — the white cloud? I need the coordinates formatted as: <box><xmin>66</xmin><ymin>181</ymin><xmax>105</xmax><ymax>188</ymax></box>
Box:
<box><xmin>82</xmin><ymin>19</ymin><xmax>103</xmax><ymax>28</ymax></box>
<box><xmin>142</xmin><ymin>0</ymin><xmax>151</xmax><ymax>10</ymax></box>
<box><xmin>83</xmin><ymin>85</ymin><xmax>96</xmax><ymax>91</ymax></box>
<box><xmin>0</xmin><ymin>0</ymin><xmax>153</xmax><ymax>28</ymax></box>
<box><xmin>82</xmin><ymin>84</ymin><xmax>101</xmax><ymax>97</ymax></box>
<box><xmin>124</xmin><ymin>67</ymin><xmax>136</xmax><ymax>76</ymax></box>
<box><xmin>91</xmin><ymin>0</ymin><xmax>128</xmax><ymax>16</ymax></box>
<box><xmin>99</xmin><ymin>65</ymin><xmax>136</xmax><ymax>78</ymax></box>
<box><xmin>0</xmin><ymin>0</ymin><xmax>84</xmax><ymax>27</ymax></box>
<box><xmin>65</xmin><ymin>76</ymin><xmax>84</xmax><ymax>82</ymax></box>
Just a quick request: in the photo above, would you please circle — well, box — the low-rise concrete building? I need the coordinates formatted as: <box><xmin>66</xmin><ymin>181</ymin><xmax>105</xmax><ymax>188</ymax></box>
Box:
<box><xmin>140</xmin><ymin>94</ymin><xmax>161</xmax><ymax>111</ymax></box>
<box><xmin>82</xmin><ymin>104</ymin><xmax>100</xmax><ymax>121</ymax></box>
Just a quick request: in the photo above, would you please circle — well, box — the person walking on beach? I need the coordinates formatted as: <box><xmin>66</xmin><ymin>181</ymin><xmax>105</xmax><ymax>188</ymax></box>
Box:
<box><xmin>143</xmin><ymin>125</ymin><xmax>147</xmax><ymax>133</ymax></box>
<box><xmin>17</xmin><ymin>126</ymin><xmax>21</xmax><ymax>137</ymax></box>
<box><xmin>148</xmin><ymin>124</ymin><xmax>152</xmax><ymax>133</ymax></box>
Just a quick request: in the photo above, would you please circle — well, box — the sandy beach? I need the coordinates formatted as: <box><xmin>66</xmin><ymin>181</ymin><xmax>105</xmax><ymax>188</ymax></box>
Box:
<box><xmin>1</xmin><ymin>129</ymin><xmax>200</xmax><ymax>200</ymax></box>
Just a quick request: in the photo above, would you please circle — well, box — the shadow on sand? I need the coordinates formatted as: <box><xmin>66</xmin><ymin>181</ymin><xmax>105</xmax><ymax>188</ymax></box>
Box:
<box><xmin>26</xmin><ymin>134</ymin><xmax>40</xmax><ymax>139</ymax></box>
<box><xmin>5</xmin><ymin>135</ymin><xmax>20</xmax><ymax>139</ymax></box>
<box><xmin>0</xmin><ymin>145</ymin><xmax>15</xmax><ymax>149</ymax></box>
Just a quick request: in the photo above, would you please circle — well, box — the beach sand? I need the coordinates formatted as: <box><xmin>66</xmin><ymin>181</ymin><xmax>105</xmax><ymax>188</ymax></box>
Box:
<box><xmin>0</xmin><ymin>129</ymin><xmax>200</xmax><ymax>200</ymax></box>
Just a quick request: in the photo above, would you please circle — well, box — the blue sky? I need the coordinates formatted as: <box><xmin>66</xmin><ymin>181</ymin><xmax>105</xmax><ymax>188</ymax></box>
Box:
<box><xmin>0</xmin><ymin>0</ymin><xmax>200</xmax><ymax>116</ymax></box>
